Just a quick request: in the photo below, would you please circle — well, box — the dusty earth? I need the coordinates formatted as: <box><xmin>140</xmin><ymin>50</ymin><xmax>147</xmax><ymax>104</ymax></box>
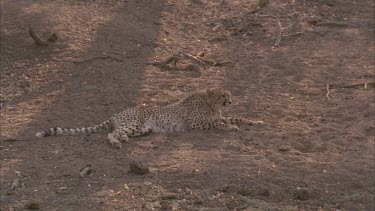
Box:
<box><xmin>0</xmin><ymin>0</ymin><xmax>374</xmax><ymax>210</ymax></box>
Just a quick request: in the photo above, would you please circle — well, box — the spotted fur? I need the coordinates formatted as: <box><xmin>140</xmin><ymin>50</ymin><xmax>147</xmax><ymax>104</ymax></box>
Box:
<box><xmin>36</xmin><ymin>88</ymin><xmax>263</xmax><ymax>149</ymax></box>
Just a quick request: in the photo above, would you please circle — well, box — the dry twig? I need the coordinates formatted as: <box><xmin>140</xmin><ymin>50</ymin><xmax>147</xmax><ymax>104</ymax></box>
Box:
<box><xmin>274</xmin><ymin>19</ymin><xmax>283</xmax><ymax>47</ymax></box>
<box><xmin>326</xmin><ymin>84</ymin><xmax>331</xmax><ymax>100</ymax></box>
<box><xmin>272</xmin><ymin>12</ymin><xmax>301</xmax><ymax>47</ymax></box>
<box><xmin>282</xmin><ymin>32</ymin><xmax>304</xmax><ymax>37</ymax></box>
<box><xmin>257</xmin><ymin>168</ymin><xmax>261</xmax><ymax>179</ymax></box>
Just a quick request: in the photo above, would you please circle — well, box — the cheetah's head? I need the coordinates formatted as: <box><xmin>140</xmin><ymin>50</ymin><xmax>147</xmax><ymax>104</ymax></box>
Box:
<box><xmin>205</xmin><ymin>87</ymin><xmax>232</xmax><ymax>110</ymax></box>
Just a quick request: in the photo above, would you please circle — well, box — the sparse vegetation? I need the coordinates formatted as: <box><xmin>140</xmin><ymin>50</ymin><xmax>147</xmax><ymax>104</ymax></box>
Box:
<box><xmin>0</xmin><ymin>0</ymin><xmax>373</xmax><ymax>210</ymax></box>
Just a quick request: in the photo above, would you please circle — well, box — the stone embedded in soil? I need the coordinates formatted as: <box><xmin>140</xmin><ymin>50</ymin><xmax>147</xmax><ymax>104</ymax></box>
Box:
<box><xmin>194</xmin><ymin>199</ymin><xmax>204</xmax><ymax>205</ymax></box>
<box><xmin>278</xmin><ymin>145</ymin><xmax>292</xmax><ymax>152</ymax></box>
<box><xmin>160</xmin><ymin>201</ymin><xmax>172</xmax><ymax>211</ymax></box>
<box><xmin>24</xmin><ymin>202</ymin><xmax>40</xmax><ymax>210</ymax></box>
<box><xmin>144</xmin><ymin>201</ymin><xmax>161</xmax><ymax>210</ymax></box>
<box><xmin>55</xmin><ymin>186</ymin><xmax>68</xmax><ymax>195</ymax></box>
<box><xmin>11</xmin><ymin>178</ymin><xmax>20</xmax><ymax>190</ymax></box>
<box><xmin>79</xmin><ymin>164</ymin><xmax>93</xmax><ymax>177</ymax></box>
<box><xmin>237</xmin><ymin>187</ymin><xmax>252</xmax><ymax>196</ymax></box>
<box><xmin>199</xmin><ymin>208</ymin><xmax>219</xmax><ymax>211</ymax></box>
<box><xmin>160</xmin><ymin>193</ymin><xmax>178</xmax><ymax>200</ymax></box>
<box><xmin>6</xmin><ymin>191</ymin><xmax>14</xmax><ymax>195</ymax></box>
<box><xmin>216</xmin><ymin>185</ymin><xmax>230</xmax><ymax>193</ymax></box>
<box><xmin>293</xmin><ymin>188</ymin><xmax>309</xmax><ymax>201</ymax></box>
<box><xmin>128</xmin><ymin>161</ymin><xmax>150</xmax><ymax>175</ymax></box>
<box><xmin>257</xmin><ymin>188</ymin><xmax>270</xmax><ymax>196</ymax></box>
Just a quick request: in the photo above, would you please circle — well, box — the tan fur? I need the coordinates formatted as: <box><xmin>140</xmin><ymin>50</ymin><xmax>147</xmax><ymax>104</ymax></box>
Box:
<box><xmin>36</xmin><ymin>88</ymin><xmax>263</xmax><ymax>149</ymax></box>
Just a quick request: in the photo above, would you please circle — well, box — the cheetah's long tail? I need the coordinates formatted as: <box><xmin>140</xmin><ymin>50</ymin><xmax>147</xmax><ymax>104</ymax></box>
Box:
<box><xmin>35</xmin><ymin>119</ymin><xmax>112</xmax><ymax>137</ymax></box>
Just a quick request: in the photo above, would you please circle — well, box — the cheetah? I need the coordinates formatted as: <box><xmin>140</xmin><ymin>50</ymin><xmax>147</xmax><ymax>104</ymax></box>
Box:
<box><xmin>36</xmin><ymin>88</ymin><xmax>263</xmax><ymax>149</ymax></box>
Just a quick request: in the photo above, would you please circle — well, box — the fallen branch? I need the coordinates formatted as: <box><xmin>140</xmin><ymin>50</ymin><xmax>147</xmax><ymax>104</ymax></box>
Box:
<box><xmin>325</xmin><ymin>82</ymin><xmax>374</xmax><ymax>100</ymax></box>
<box><xmin>179</xmin><ymin>51</ymin><xmax>232</xmax><ymax>67</ymax></box>
<box><xmin>147</xmin><ymin>51</ymin><xmax>232</xmax><ymax>71</ymax></box>
<box><xmin>2</xmin><ymin>138</ymin><xmax>27</xmax><ymax>142</ymax></box>
<box><xmin>146</xmin><ymin>55</ymin><xmax>181</xmax><ymax>71</ymax></box>
<box><xmin>178</xmin><ymin>52</ymin><xmax>207</xmax><ymax>68</ymax></box>
<box><xmin>316</xmin><ymin>21</ymin><xmax>353</xmax><ymax>28</ymax></box>
<box><xmin>74</xmin><ymin>55</ymin><xmax>124</xmax><ymax>63</ymax></box>
<box><xmin>328</xmin><ymin>82</ymin><xmax>374</xmax><ymax>89</ymax></box>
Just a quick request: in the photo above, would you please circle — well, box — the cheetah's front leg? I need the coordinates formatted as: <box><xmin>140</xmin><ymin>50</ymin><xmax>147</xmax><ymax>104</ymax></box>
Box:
<box><xmin>211</xmin><ymin>121</ymin><xmax>239</xmax><ymax>131</ymax></box>
<box><xmin>220</xmin><ymin>117</ymin><xmax>264</xmax><ymax>126</ymax></box>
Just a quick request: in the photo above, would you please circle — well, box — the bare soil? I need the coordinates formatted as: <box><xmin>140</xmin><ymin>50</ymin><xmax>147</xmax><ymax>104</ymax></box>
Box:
<box><xmin>1</xmin><ymin>0</ymin><xmax>374</xmax><ymax>210</ymax></box>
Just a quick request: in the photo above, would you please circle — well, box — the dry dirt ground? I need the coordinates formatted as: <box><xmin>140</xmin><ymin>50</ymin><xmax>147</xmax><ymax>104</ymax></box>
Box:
<box><xmin>0</xmin><ymin>0</ymin><xmax>374</xmax><ymax>210</ymax></box>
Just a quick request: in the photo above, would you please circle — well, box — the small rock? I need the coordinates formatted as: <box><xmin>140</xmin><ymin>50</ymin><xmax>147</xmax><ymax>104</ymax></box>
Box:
<box><xmin>294</xmin><ymin>188</ymin><xmax>309</xmax><ymax>201</ymax></box>
<box><xmin>161</xmin><ymin>193</ymin><xmax>178</xmax><ymax>200</ymax></box>
<box><xmin>160</xmin><ymin>201</ymin><xmax>172</xmax><ymax>211</ymax></box>
<box><xmin>278</xmin><ymin>145</ymin><xmax>291</xmax><ymax>152</ymax></box>
<box><xmin>11</xmin><ymin>178</ymin><xmax>20</xmax><ymax>190</ymax></box>
<box><xmin>257</xmin><ymin>188</ymin><xmax>270</xmax><ymax>196</ymax></box>
<box><xmin>237</xmin><ymin>187</ymin><xmax>252</xmax><ymax>196</ymax></box>
<box><xmin>199</xmin><ymin>208</ymin><xmax>218</xmax><ymax>211</ymax></box>
<box><xmin>25</xmin><ymin>202</ymin><xmax>40</xmax><ymax>210</ymax></box>
<box><xmin>197</xmin><ymin>52</ymin><xmax>205</xmax><ymax>57</ymax></box>
<box><xmin>6</xmin><ymin>191</ymin><xmax>14</xmax><ymax>195</ymax></box>
<box><xmin>56</xmin><ymin>186</ymin><xmax>68</xmax><ymax>195</ymax></box>
<box><xmin>258</xmin><ymin>0</ymin><xmax>270</xmax><ymax>8</ymax></box>
<box><xmin>194</xmin><ymin>199</ymin><xmax>204</xmax><ymax>205</ymax></box>
<box><xmin>209</xmin><ymin>35</ymin><xmax>228</xmax><ymax>42</ymax></box>
<box><xmin>144</xmin><ymin>201</ymin><xmax>161</xmax><ymax>210</ymax></box>
<box><xmin>153</xmin><ymin>21</ymin><xmax>161</xmax><ymax>25</ymax></box>
<box><xmin>183</xmin><ymin>64</ymin><xmax>201</xmax><ymax>72</ymax></box>
<box><xmin>47</xmin><ymin>33</ymin><xmax>58</xmax><ymax>42</ymax></box>
<box><xmin>216</xmin><ymin>185</ymin><xmax>230</xmax><ymax>193</ymax></box>
<box><xmin>128</xmin><ymin>161</ymin><xmax>149</xmax><ymax>175</ymax></box>
<box><xmin>80</xmin><ymin>164</ymin><xmax>93</xmax><ymax>177</ymax></box>
<box><xmin>325</xmin><ymin>1</ymin><xmax>335</xmax><ymax>6</ymax></box>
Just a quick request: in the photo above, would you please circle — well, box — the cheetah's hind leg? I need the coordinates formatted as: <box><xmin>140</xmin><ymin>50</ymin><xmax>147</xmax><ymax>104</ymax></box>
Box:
<box><xmin>108</xmin><ymin>129</ymin><xmax>129</xmax><ymax>149</ymax></box>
